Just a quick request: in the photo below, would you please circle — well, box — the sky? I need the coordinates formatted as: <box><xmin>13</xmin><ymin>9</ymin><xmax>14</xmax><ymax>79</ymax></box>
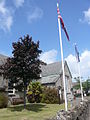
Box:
<box><xmin>0</xmin><ymin>0</ymin><xmax>90</xmax><ymax>80</ymax></box>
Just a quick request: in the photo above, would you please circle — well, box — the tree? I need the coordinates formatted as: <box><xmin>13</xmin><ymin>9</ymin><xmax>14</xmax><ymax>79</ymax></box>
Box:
<box><xmin>1</xmin><ymin>35</ymin><xmax>44</xmax><ymax>108</ymax></box>
<box><xmin>73</xmin><ymin>77</ymin><xmax>90</xmax><ymax>95</ymax></box>
<box><xmin>73</xmin><ymin>77</ymin><xmax>80</xmax><ymax>90</ymax></box>
<box><xmin>27</xmin><ymin>81</ymin><xmax>43</xmax><ymax>103</ymax></box>
<box><xmin>83</xmin><ymin>78</ymin><xmax>90</xmax><ymax>95</ymax></box>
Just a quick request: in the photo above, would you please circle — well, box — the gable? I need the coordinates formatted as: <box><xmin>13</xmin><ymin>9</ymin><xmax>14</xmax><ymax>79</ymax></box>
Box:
<box><xmin>64</xmin><ymin>61</ymin><xmax>72</xmax><ymax>78</ymax></box>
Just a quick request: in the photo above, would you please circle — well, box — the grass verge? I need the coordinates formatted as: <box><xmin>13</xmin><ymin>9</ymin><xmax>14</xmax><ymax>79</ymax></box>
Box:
<box><xmin>0</xmin><ymin>103</ymin><xmax>65</xmax><ymax>120</ymax></box>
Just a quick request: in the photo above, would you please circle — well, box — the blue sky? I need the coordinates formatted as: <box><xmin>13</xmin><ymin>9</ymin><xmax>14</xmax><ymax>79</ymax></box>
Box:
<box><xmin>0</xmin><ymin>0</ymin><xmax>90</xmax><ymax>79</ymax></box>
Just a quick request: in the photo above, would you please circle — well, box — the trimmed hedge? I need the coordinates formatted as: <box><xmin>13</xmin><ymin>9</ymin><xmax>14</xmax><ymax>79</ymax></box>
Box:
<box><xmin>0</xmin><ymin>92</ymin><xmax>8</xmax><ymax>108</ymax></box>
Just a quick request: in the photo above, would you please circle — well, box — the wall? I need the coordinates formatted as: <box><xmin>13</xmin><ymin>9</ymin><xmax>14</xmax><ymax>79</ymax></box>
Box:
<box><xmin>47</xmin><ymin>100</ymin><xmax>90</xmax><ymax>120</ymax></box>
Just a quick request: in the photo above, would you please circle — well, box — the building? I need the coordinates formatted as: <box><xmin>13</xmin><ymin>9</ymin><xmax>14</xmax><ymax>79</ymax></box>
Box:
<box><xmin>38</xmin><ymin>61</ymin><xmax>72</xmax><ymax>100</ymax></box>
<box><xmin>0</xmin><ymin>54</ymin><xmax>8</xmax><ymax>91</ymax></box>
<box><xmin>0</xmin><ymin>53</ymin><xmax>72</xmax><ymax>100</ymax></box>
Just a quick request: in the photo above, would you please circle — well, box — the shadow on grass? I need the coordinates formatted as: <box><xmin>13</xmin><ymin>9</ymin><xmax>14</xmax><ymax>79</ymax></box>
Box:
<box><xmin>8</xmin><ymin>103</ymin><xmax>47</xmax><ymax>112</ymax></box>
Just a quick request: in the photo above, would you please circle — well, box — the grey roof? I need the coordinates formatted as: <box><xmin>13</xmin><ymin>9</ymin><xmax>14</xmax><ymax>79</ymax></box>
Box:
<box><xmin>39</xmin><ymin>62</ymin><xmax>62</xmax><ymax>84</ymax></box>
<box><xmin>0</xmin><ymin>54</ymin><xmax>8</xmax><ymax>89</ymax></box>
<box><xmin>39</xmin><ymin>74</ymin><xmax>60</xmax><ymax>84</ymax></box>
<box><xmin>39</xmin><ymin>61</ymin><xmax>72</xmax><ymax>84</ymax></box>
<box><xmin>0</xmin><ymin>54</ymin><xmax>8</xmax><ymax>73</ymax></box>
<box><xmin>41</xmin><ymin>62</ymin><xmax>62</xmax><ymax>77</ymax></box>
<box><xmin>0</xmin><ymin>54</ymin><xmax>7</xmax><ymax>65</ymax></box>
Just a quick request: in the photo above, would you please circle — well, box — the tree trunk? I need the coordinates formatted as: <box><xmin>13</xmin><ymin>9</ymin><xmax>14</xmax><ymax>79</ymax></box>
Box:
<box><xmin>24</xmin><ymin>85</ymin><xmax>26</xmax><ymax>109</ymax></box>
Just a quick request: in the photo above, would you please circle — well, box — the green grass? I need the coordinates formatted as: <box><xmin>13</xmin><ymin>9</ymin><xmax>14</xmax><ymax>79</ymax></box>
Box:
<box><xmin>0</xmin><ymin>103</ymin><xmax>66</xmax><ymax>120</ymax></box>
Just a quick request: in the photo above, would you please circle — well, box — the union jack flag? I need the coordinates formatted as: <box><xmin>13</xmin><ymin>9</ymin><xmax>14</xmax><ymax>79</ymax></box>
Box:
<box><xmin>57</xmin><ymin>4</ymin><xmax>69</xmax><ymax>41</ymax></box>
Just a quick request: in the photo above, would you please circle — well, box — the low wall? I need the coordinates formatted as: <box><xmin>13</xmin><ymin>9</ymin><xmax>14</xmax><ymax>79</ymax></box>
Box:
<box><xmin>47</xmin><ymin>99</ymin><xmax>90</xmax><ymax>120</ymax></box>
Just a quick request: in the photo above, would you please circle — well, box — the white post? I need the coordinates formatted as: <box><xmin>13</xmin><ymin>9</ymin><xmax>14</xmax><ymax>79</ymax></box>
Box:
<box><xmin>13</xmin><ymin>83</ymin><xmax>15</xmax><ymax>94</ymax></box>
<box><xmin>78</xmin><ymin>63</ymin><xmax>84</xmax><ymax>101</ymax></box>
<box><xmin>57</xmin><ymin>3</ymin><xmax>68</xmax><ymax>111</ymax></box>
<box><xmin>59</xmin><ymin>89</ymin><xmax>62</xmax><ymax>99</ymax></box>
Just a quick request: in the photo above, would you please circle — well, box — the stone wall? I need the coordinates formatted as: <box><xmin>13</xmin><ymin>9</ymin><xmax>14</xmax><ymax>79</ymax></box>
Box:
<box><xmin>47</xmin><ymin>99</ymin><xmax>90</xmax><ymax>120</ymax></box>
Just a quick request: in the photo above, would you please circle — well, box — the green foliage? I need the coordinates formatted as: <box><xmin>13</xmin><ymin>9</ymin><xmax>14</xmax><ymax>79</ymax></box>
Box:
<box><xmin>73</xmin><ymin>77</ymin><xmax>90</xmax><ymax>91</ymax></box>
<box><xmin>27</xmin><ymin>82</ymin><xmax>43</xmax><ymax>103</ymax></box>
<box><xmin>0</xmin><ymin>103</ymin><xmax>65</xmax><ymax>120</ymax></box>
<box><xmin>83</xmin><ymin>79</ymin><xmax>90</xmax><ymax>95</ymax></box>
<box><xmin>0</xmin><ymin>93</ymin><xmax>8</xmax><ymax>108</ymax></box>
<box><xmin>83</xmin><ymin>79</ymin><xmax>90</xmax><ymax>90</ymax></box>
<box><xmin>41</xmin><ymin>87</ymin><xmax>59</xmax><ymax>104</ymax></box>
<box><xmin>73</xmin><ymin>77</ymin><xmax>80</xmax><ymax>90</ymax></box>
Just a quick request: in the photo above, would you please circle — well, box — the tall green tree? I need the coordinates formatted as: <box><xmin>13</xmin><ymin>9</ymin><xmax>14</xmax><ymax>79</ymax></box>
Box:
<box><xmin>1</xmin><ymin>35</ymin><xmax>44</xmax><ymax>108</ymax></box>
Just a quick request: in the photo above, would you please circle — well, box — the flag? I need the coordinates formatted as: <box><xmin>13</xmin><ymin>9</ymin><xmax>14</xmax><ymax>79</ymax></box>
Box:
<box><xmin>75</xmin><ymin>44</ymin><xmax>80</xmax><ymax>62</ymax></box>
<box><xmin>57</xmin><ymin>4</ymin><xmax>69</xmax><ymax>41</ymax></box>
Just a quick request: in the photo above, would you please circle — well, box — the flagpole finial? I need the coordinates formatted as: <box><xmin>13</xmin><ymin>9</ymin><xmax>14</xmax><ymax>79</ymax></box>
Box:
<box><xmin>57</xmin><ymin>2</ymin><xmax>59</xmax><ymax>8</ymax></box>
<box><xmin>74</xmin><ymin>43</ymin><xmax>77</xmax><ymax>46</ymax></box>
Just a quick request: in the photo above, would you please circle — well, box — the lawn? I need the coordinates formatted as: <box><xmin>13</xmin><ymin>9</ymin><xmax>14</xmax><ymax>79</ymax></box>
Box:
<box><xmin>0</xmin><ymin>103</ymin><xmax>66</xmax><ymax>120</ymax></box>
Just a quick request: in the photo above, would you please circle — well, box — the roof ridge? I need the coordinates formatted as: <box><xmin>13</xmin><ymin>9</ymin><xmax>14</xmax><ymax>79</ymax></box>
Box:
<box><xmin>47</xmin><ymin>61</ymin><xmax>61</xmax><ymax>65</ymax></box>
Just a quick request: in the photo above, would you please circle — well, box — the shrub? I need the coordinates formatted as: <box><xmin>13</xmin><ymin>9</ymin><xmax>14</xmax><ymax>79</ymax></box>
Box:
<box><xmin>27</xmin><ymin>82</ymin><xmax>43</xmax><ymax>103</ymax></box>
<box><xmin>0</xmin><ymin>92</ymin><xmax>8</xmax><ymax>108</ymax></box>
<box><xmin>41</xmin><ymin>87</ymin><xmax>59</xmax><ymax>104</ymax></box>
<box><xmin>74</xmin><ymin>93</ymin><xmax>81</xmax><ymax>97</ymax></box>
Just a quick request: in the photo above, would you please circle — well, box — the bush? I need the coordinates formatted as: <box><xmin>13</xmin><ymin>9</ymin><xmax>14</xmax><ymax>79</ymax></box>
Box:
<box><xmin>0</xmin><ymin>92</ymin><xmax>8</xmax><ymax>108</ymax></box>
<box><xmin>74</xmin><ymin>93</ymin><xmax>81</xmax><ymax>97</ymax></box>
<box><xmin>41</xmin><ymin>87</ymin><xmax>59</xmax><ymax>104</ymax></box>
<box><xmin>27</xmin><ymin>82</ymin><xmax>43</xmax><ymax>103</ymax></box>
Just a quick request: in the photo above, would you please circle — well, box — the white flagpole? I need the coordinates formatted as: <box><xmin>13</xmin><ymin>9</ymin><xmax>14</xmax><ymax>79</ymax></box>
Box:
<box><xmin>78</xmin><ymin>62</ymin><xmax>84</xmax><ymax>101</ymax></box>
<box><xmin>57</xmin><ymin>3</ymin><xmax>68</xmax><ymax>111</ymax></box>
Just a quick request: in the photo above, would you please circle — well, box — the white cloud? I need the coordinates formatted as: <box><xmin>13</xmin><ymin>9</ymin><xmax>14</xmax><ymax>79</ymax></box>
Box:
<box><xmin>0</xmin><ymin>0</ymin><xmax>13</xmax><ymax>31</ymax></box>
<box><xmin>28</xmin><ymin>7</ymin><xmax>43</xmax><ymax>23</ymax></box>
<box><xmin>65</xmin><ymin>50</ymin><xmax>90</xmax><ymax>79</ymax></box>
<box><xmin>40</xmin><ymin>49</ymin><xmax>58</xmax><ymax>64</ymax></box>
<box><xmin>13</xmin><ymin>0</ymin><xmax>24</xmax><ymax>8</ymax></box>
<box><xmin>80</xmin><ymin>8</ymin><xmax>90</xmax><ymax>24</ymax></box>
<box><xmin>84</xmin><ymin>8</ymin><xmax>90</xmax><ymax>24</ymax></box>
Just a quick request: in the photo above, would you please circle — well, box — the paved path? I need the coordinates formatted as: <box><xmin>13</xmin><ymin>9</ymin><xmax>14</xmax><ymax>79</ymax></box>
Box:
<box><xmin>72</xmin><ymin>97</ymin><xmax>81</xmax><ymax>106</ymax></box>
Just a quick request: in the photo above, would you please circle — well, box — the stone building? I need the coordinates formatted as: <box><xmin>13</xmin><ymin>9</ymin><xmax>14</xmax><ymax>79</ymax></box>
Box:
<box><xmin>0</xmin><ymin>54</ymin><xmax>8</xmax><ymax>91</ymax></box>
<box><xmin>0</xmin><ymin>53</ymin><xmax>72</xmax><ymax>100</ymax></box>
<box><xmin>38</xmin><ymin>61</ymin><xmax>72</xmax><ymax>100</ymax></box>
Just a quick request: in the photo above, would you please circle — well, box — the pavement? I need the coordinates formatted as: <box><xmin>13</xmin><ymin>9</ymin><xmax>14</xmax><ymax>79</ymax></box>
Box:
<box><xmin>72</xmin><ymin>97</ymin><xmax>81</xmax><ymax>107</ymax></box>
